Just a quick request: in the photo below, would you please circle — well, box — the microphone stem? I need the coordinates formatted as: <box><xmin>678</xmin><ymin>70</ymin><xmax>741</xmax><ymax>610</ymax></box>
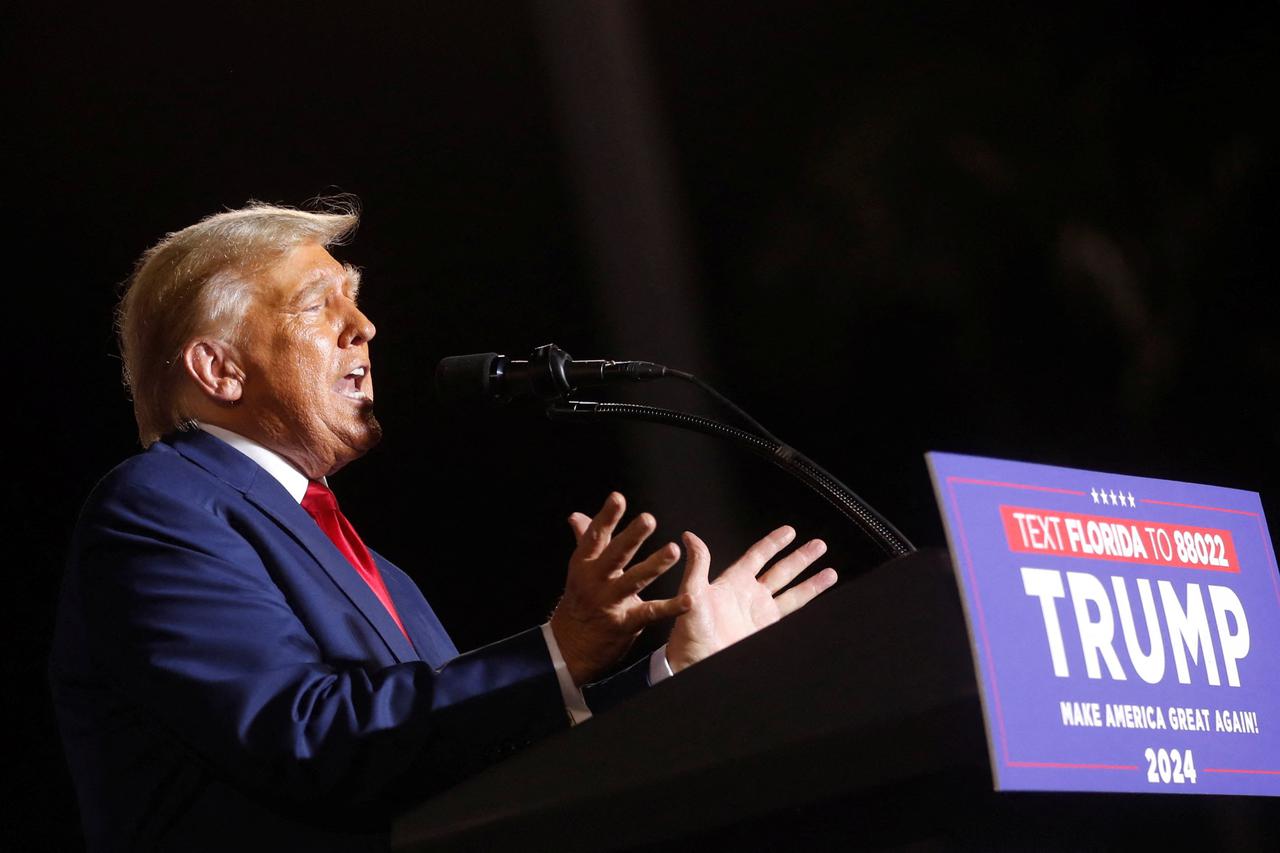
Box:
<box><xmin>545</xmin><ymin>400</ymin><xmax>915</xmax><ymax>559</ymax></box>
<box><xmin>664</xmin><ymin>369</ymin><xmax>782</xmax><ymax>445</ymax></box>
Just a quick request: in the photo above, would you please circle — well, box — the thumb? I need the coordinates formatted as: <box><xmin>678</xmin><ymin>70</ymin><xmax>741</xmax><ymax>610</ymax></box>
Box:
<box><xmin>567</xmin><ymin>512</ymin><xmax>590</xmax><ymax>543</ymax></box>
<box><xmin>679</xmin><ymin>531</ymin><xmax>711</xmax><ymax>593</ymax></box>
<box><xmin>628</xmin><ymin>594</ymin><xmax>693</xmax><ymax>630</ymax></box>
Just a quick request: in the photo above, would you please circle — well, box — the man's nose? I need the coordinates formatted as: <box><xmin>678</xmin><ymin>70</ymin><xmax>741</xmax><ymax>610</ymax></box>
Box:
<box><xmin>339</xmin><ymin>305</ymin><xmax>376</xmax><ymax>347</ymax></box>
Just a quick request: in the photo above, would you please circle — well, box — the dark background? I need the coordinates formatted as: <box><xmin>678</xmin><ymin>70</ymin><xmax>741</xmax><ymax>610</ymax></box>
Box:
<box><xmin>6</xmin><ymin>2</ymin><xmax>1278</xmax><ymax>848</ymax></box>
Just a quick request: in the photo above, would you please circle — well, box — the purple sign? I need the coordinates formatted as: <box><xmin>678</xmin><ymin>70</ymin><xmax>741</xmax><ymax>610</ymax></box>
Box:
<box><xmin>927</xmin><ymin>452</ymin><xmax>1280</xmax><ymax>795</ymax></box>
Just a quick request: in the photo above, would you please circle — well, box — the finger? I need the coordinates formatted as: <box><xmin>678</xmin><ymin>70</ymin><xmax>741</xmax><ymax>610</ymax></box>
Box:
<box><xmin>725</xmin><ymin>525</ymin><xmax>796</xmax><ymax>580</ymax></box>
<box><xmin>774</xmin><ymin>568</ymin><xmax>838</xmax><ymax>616</ymax></box>
<box><xmin>576</xmin><ymin>492</ymin><xmax>626</xmax><ymax>560</ymax></box>
<box><xmin>567</xmin><ymin>512</ymin><xmax>591</xmax><ymax>544</ymax></box>
<box><xmin>597</xmin><ymin>511</ymin><xmax>657</xmax><ymax>576</ymax></box>
<box><xmin>759</xmin><ymin>538</ymin><xmax>827</xmax><ymax>594</ymax></box>
<box><xmin>624</xmin><ymin>593</ymin><xmax>693</xmax><ymax>630</ymax></box>
<box><xmin>613</xmin><ymin>542</ymin><xmax>680</xmax><ymax>596</ymax></box>
<box><xmin>678</xmin><ymin>531</ymin><xmax>712</xmax><ymax>593</ymax></box>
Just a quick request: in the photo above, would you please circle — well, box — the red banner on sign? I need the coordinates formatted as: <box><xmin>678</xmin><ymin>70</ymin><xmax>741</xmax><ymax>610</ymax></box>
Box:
<box><xmin>998</xmin><ymin>505</ymin><xmax>1239</xmax><ymax>572</ymax></box>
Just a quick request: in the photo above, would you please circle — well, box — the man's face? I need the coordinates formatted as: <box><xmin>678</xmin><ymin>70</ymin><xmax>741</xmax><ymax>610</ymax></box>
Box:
<box><xmin>235</xmin><ymin>242</ymin><xmax>382</xmax><ymax>478</ymax></box>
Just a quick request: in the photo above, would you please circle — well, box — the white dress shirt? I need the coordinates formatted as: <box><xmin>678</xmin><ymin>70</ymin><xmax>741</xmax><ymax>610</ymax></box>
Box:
<box><xmin>196</xmin><ymin>423</ymin><xmax>670</xmax><ymax>726</ymax></box>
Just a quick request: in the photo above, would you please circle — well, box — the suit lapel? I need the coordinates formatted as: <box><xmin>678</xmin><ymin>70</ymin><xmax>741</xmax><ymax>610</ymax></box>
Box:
<box><xmin>374</xmin><ymin>555</ymin><xmax>459</xmax><ymax>668</ymax></box>
<box><xmin>169</xmin><ymin>430</ymin><xmax>420</xmax><ymax>664</ymax></box>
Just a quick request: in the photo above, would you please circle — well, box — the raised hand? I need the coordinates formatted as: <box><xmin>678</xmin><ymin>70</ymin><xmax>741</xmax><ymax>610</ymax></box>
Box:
<box><xmin>549</xmin><ymin>493</ymin><xmax>692</xmax><ymax>685</ymax></box>
<box><xmin>666</xmin><ymin>526</ymin><xmax>837</xmax><ymax>673</ymax></box>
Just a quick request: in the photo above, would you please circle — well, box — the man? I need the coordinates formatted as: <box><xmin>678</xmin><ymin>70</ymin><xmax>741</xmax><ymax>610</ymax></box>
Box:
<box><xmin>50</xmin><ymin>201</ymin><xmax>837</xmax><ymax>851</ymax></box>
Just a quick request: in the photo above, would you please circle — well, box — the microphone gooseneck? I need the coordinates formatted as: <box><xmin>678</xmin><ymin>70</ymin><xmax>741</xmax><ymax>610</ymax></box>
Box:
<box><xmin>432</xmin><ymin>342</ymin><xmax>916</xmax><ymax>559</ymax></box>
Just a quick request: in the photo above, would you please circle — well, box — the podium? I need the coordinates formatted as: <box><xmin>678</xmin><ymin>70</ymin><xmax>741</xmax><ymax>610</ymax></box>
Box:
<box><xmin>393</xmin><ymin>549</ymin><xmax>1278</xmax><ymax>850</ymax></box>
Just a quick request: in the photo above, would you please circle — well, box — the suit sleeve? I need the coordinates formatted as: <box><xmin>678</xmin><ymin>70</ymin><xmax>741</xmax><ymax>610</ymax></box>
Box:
<box><xmin>71</xmin><ymin>475</ymin><xmax>569</xmax><ymax>812</ymax></box>
<box><xmin>582</xmin><ymin>656</ymin><xmax>652</xmax><ymax>714</ymax></box>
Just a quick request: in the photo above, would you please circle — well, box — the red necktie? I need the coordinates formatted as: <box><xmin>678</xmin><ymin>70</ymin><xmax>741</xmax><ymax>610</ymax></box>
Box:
<box><xmin>301</xmin><ymin>480</ymin><xmax>411</xmax><ymax>642</ymax></box>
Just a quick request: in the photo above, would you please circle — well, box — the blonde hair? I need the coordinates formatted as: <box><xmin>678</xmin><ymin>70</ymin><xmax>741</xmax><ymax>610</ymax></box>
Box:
<box><xmin>117</xmin><ymin>199</ymin><xmax>359</xmax><ymax>446</ymax></box>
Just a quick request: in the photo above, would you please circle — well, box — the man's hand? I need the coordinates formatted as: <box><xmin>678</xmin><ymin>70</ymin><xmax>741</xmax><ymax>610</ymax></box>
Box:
<box><xmin>666</xmin><ymin>526</ymin><xmax>837</xmax><ymax>673</ymax></box>
<box><xmin>550</xmin><ymin>493</ymin><xmax>692</xmax><ymax>686</ymax></box>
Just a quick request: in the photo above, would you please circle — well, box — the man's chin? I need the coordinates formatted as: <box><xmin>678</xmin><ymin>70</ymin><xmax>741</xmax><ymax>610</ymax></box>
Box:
<box><xmin>357</xmin><ymin>410</ymin><xmax>384</xmax><ymax>449</ymax></box>
<box><xmin>327</xmin><ymin>409</ymin><xmax>383</xmax><ymax>468</ymax></box>
<box><xmin>343</xmin><ymin>405</ymin><xmax>383</xmax><ymax>453</ymax></box>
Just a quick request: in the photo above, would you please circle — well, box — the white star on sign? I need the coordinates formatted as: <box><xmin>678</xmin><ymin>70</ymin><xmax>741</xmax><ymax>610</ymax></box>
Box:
<box><xmin>1128</xmin><ymin>492</ymin><xmax>1136</xmax><ymax>507</ymax></box>
<box><xmin>1091</xmin><ymin>488</ymin><xmax>1099</xmax><ymax>503</ymax></box>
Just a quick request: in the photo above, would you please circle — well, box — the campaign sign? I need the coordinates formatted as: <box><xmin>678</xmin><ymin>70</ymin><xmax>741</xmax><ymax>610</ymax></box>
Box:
<box><xmin>926</xmin><ymin>452</ymin><xmax>1280</xmax><ymax>795</ymax></box>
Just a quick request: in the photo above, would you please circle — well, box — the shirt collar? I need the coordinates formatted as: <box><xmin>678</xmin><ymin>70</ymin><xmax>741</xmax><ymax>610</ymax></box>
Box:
<box><xmin>197</xmin><ymin>423</ymin><xmax>322</xmax><ymax>504</ymax></box>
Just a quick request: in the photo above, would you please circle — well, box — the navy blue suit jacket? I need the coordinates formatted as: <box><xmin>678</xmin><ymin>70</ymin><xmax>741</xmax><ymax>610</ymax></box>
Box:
<box><xmin>51</xmin><ymin>430</ymin><xmax>642</xmax><ymax>851</ymax></box>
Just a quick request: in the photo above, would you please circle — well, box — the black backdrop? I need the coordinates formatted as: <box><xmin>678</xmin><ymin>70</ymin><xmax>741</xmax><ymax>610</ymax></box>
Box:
<box><xmin>7</xmin><ymin>2</ymin><xmax>1278</xmax><ymax>849</ymax></box>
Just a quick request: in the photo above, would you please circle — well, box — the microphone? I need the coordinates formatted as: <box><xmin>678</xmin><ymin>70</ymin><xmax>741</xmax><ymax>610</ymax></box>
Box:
<box><xmin>435</xmin><ymin>343</ymin><xmax>669</xmax><ymax>407</ymax></box>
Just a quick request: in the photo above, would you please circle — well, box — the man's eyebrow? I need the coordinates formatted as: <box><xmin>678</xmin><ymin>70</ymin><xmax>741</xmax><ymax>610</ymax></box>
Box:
<box><xmin>290</xmin><ymin>266</ymin><xmax>362</xmax><ymax>305</ymax></box>
<box><xmin>343</xmin><ymin>264</ymin><xmax>362</xmax><ymax>300</ymax></box>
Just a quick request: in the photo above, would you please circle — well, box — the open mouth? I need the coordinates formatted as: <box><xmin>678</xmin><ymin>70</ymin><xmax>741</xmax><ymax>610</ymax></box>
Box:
<box><xmin>336</xmin><ymin>365</ymin><xmax>370</xmax><ymax>400</ymax></box>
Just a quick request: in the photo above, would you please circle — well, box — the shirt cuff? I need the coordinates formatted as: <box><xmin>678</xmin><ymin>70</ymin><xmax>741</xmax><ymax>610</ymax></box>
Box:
<box><xmin>649</xmin><ymin>643</ymin><xmax>674</xmax><ymax>685</ymax></box>
<box><xmin>541</xmin><ymin>622</ymin><xmax>592</xmax><ymax>725</ymax></box>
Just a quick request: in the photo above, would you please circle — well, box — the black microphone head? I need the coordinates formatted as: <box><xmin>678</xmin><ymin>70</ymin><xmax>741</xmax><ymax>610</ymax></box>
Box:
<box><xmin>434</xmin><ymin>352</ymin><xmax>501</xmax><ymax>409</ymax></box>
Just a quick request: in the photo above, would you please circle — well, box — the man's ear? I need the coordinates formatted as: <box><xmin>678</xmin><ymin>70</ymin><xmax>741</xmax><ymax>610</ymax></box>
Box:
<box><xmin>182</xmin><ymin>339</ymin><xmax>247</xmax><ymax>404</ymax></box>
